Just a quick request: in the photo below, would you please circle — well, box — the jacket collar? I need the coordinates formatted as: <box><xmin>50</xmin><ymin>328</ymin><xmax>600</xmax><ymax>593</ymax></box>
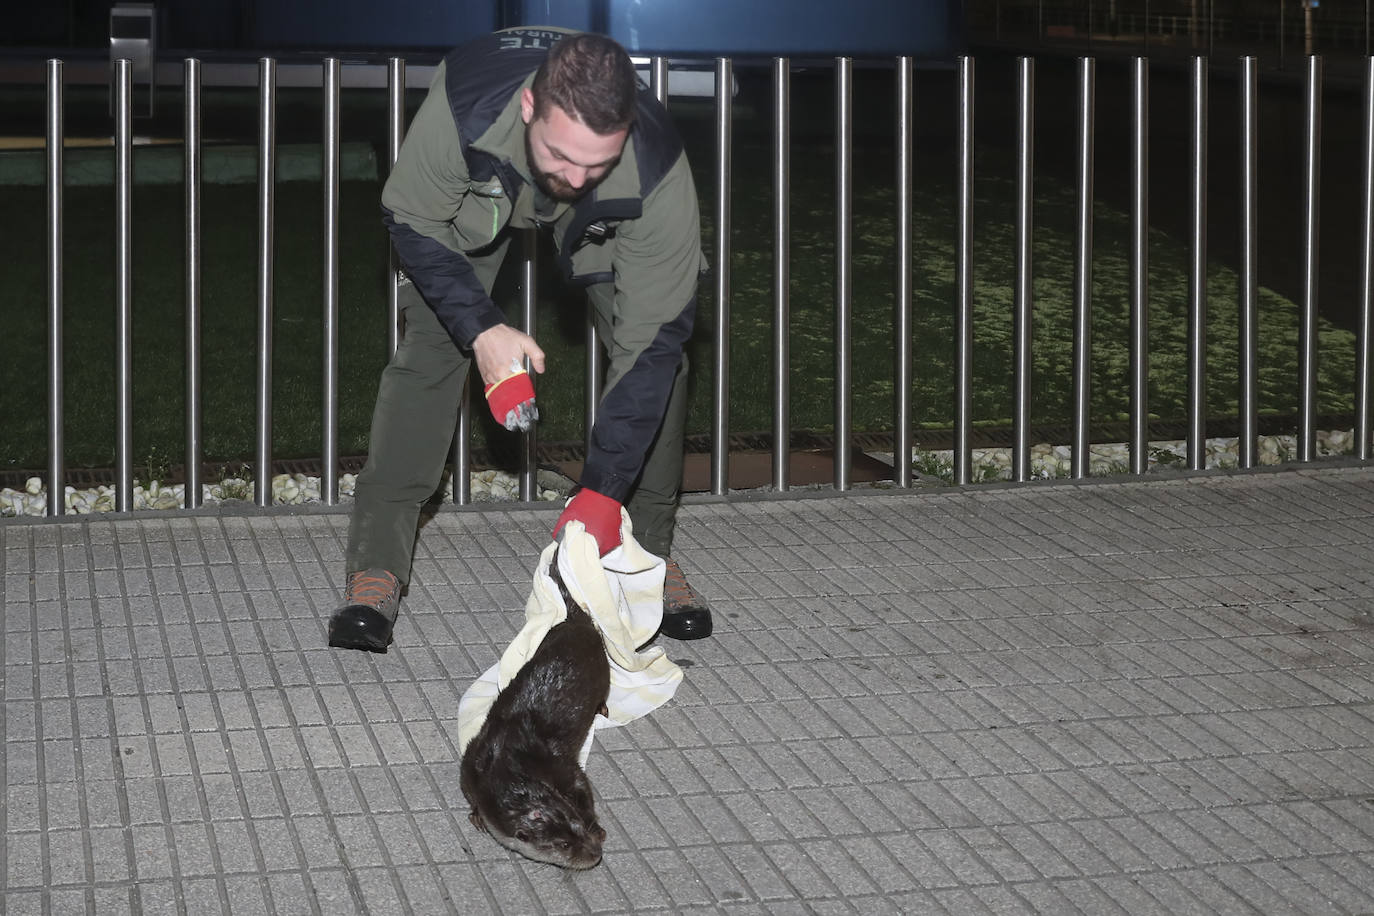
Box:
<box><xmin>469</xmin><ymin>74</ymin><xmax>538</xmax><ymax>192</ymax></box>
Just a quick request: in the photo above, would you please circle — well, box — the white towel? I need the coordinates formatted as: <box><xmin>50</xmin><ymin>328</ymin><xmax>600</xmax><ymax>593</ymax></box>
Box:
<box><xmin>457</xmin><ymin>510</ymin><xmax>684</xmax><ymax>768</ymax></box>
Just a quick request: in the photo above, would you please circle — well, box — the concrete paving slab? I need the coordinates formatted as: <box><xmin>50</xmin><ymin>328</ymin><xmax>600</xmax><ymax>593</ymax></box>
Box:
<box><xmin>3</xmin><ymin>466</ymin><xmax>1374</xmax><ymax>914</ymax></box>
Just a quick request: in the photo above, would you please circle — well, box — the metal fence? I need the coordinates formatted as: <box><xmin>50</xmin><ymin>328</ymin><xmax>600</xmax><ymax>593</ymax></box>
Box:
<box><xmin>35</xmin><ymin>52</ymin><xmax>1374</xmax><ymax>516</ymax></box>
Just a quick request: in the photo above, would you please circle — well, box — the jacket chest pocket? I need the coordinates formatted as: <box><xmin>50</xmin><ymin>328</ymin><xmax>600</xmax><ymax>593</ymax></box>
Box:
<box><xmin>566</xmin><ymin>234</ymin><xmax>617</xmax><ymax>287</ymax></box>
<box><xmin>455</xmin><ymin>185</ymin><xmax>508</xmax><ymax>251</ymax></box>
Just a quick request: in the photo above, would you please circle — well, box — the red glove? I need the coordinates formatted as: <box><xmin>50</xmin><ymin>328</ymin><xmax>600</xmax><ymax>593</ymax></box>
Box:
<box><xmin>553</xmin><ymin>489</ymin><xmax>622</xmax><ymax>556</ymax></box>
<box><xmin>484</xmin><ymin>363</ymin><xmax>538</xmax><ymax>431</ymax></box>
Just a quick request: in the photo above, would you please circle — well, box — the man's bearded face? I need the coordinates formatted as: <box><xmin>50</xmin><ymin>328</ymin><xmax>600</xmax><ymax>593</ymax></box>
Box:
<box><xmin>521</xmin><ymin>90</ymin><xmax>627</xmax><ymax>203</ymax></box>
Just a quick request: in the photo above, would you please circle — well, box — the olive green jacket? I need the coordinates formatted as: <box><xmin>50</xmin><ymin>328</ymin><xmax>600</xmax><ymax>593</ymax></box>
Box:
<box><xmin>381</xmin><ymin>27</ymin><xmax>706</xmax><ymax>501</ymax></box>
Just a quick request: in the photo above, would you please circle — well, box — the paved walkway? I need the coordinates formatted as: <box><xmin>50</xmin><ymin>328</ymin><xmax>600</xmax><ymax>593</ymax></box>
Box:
<box><xmin>3</xmin><ymin>465</ymin><xmax>1374</xmax><ymax>915</ymax></box>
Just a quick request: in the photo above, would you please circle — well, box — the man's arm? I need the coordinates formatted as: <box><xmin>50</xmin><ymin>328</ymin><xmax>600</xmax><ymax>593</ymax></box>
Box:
<box><xmin>381</xmin><ymin>63</ymin><xmax>509</xmax><ymax>352</ymax></box>
<box><xmin>580</xmin><ymin>152</ymin><xmax>706</xmax><ymax>502</ymax></box>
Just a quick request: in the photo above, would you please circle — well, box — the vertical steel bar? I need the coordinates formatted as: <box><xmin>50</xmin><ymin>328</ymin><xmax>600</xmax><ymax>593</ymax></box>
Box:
<box><xmin>1130</xmin><ymin>57</ymin><xmax>1150</xmax><ymax>475</ymax></box>
<box><xmin>322</xmin><ymin>58</ymin><xmax>340</xmax><ymax>505</ymax></box>
<box><xmin>114</xmin><ymin>58</ymin><xmax>134</xmax><ymax>512</ymax></box>
<box><xmin>954</xmin><ymin>56</ymin><xmax>975</xmax><ymax>486</ymax></box>
<box><xmin>1239</xmin><ymin>56</ymin><xmax>1259</xmax><ymax>468</ymax></box>
<box><xmin>836</xmin><ymin>56</ymin><xmax>854</xmax><ymax>491</ymax></box>
<box><xmin>453</xmin><ymin>382</ymin><xmax>471</xmax><ymax>505</ymax></box>
<box><xmin>1071</xmin><ymin>57</ymin><xmax>1094</xmax><ymax>480</ymax></box>
<box><xmin>1013</xmin><ymin>57</ymin><xmax>1034</xmax><ymax>483</ymax></box>
<box><xmin>447</xmin><ymin>52</ymin><xmax>467</xmax><ymax>506</ymax></box>
<box><xmin>521</xmin><ymin>227</ymin><xmax>538</xmax><ymax>502</ymax></box>
<box><xmin>583</xmin><ymin>299</ymin><xmax>600</xmax><ymax>463</ymax></box>
<box><xmin>773</xmin><ymin>57</ymin><xmax>792</xmax><ymax>491</ymax></box>
<box><xmin>46</xmin><ymin>59</ymin><xmax>64</xmax><ymax>517</ymax></box>
<box><xmin>387</xmin><ymin>57</ymin><xmax>405</xmax><ymax>359</ymax></box>
<box><xmin>1188</xmin><ymin>56</ymin><xmax>1208</xmax><ymax>471</ymax></box>
<box><xmin>895</xmin><ymin>56</ymin><xmax>913</xmax><ymax>488</ymax></box>
<box><xmin>713</xmin><ymin>57</ymin><xmax>732</xmax><ymax>496</ymax></box>
<box><xmin>256</xmin><ymin>57</ymin><xmax>276</xmax><ymax>507</ymax></box>
<box><xmin>1300</xmin><ymin>54</ymin><xmax>1322</xmax><ymax>462</ymax></box>
<box><xmin>1360</xmin><ymin>56</ymin><xmax>1374</xmax><ymax>459</ymax></box>
<box><xmin>185</xmin><ymin>58</ymin><xmax>203</xmax><ymax>508</ymax></box>
<box><xmin>651</xmin><ymin>56</ymin><xmax>669</xmax><ymax>99</ymax></box>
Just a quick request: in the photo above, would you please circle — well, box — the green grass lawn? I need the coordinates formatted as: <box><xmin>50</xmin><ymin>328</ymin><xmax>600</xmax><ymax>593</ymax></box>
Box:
<box><xmin>696</xmin><ymin>130</ymin><xmax>1356</xmax><ymax>445</ymax></box>
<box><xmin>3</xmin><ymin>177</ymin><xmax>392</xmax><ymax>473</ymax></box>
<box><xmin>1</xmin><ymin>129</ymin><xmax>1358</xmax><ymax>474</ymax></box>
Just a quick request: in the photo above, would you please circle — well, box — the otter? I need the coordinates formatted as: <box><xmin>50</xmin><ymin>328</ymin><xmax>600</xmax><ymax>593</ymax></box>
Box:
<box><xmin>460</xmin><ymin>549</ymin><xmax>612</xmax><ymax>869</ymax></box>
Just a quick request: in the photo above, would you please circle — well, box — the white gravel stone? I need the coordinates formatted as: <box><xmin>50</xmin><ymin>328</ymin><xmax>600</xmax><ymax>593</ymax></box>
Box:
<box><xmin>2</xmin><ymin>466</ymin><xmax>567</xmax><ymax>517</ymax></box>
<box><xmin>909</xmin><ymin>428</ymin><xmax>1360</xmax><ymax>484</ymax></box>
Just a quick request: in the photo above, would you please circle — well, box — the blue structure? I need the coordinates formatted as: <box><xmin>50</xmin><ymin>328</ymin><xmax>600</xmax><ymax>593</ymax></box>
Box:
<box><xmin>242</xmin><ymin>0</ymin><xmax>963</xmax><ymax>58</ymax></box>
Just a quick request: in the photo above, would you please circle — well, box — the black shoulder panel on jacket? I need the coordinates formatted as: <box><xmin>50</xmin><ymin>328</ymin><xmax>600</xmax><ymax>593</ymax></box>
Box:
<box><xmin>443</xmin><ymin>28</ymin><xmax>565</xmax><ymax>147</ymax></box>
<box><xmin>629</xmin><ymin>88</ymin><xmax>684</xmax><ymax>198</ymax></box>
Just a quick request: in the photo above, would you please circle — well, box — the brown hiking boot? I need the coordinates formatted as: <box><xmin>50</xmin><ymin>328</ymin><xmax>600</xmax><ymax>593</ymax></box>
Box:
<box><xmin>328</xmin><ymin>568</ymin><xmax>402</xmax><ymax>653</ymax></box>
<box><xmin>660</xmin><ymin>559</ymin><xmax>713</xmax><ymax>640</ymax></box>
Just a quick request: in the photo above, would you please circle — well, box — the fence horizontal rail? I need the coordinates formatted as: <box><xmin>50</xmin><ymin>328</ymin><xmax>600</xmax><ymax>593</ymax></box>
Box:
<box><xmin>20</xmin><ymin>52</ymin><xmax>1374</xmax><ymax>516</ymax></box>
<box><xmin>0</xmin><ymin>55</ymin><xmax>733</xmax><ymax>93</ymax></box>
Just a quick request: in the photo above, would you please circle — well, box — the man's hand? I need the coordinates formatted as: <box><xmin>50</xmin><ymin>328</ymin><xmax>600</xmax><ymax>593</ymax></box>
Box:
<box><xmin>474</xmin><ymin>324</ymin><xmax>545</xmax><ymax>431</ymax></box>
<box><xmin>473</xmin><ymin>324</ymin><xmax>545</xmax><ymax>384</ymax></box>
<box><xmin>553</xmin><ymin>489</ymin><xmax>623</xmax><ymax>556</ymax></box>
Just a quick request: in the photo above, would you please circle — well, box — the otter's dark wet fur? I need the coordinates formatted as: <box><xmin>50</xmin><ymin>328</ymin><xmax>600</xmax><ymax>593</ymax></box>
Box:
<box><xmin>460</xmin><ymin>548</ymin><xmax>612</xmax><ymax>869</ymax></box>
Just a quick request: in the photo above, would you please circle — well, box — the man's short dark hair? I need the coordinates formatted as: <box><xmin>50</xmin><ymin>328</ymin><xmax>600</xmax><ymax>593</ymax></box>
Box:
<box><xmin>531</xmin><ymin>33</ymin><xmax>638</xmax><ymax>135</ymax></box>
